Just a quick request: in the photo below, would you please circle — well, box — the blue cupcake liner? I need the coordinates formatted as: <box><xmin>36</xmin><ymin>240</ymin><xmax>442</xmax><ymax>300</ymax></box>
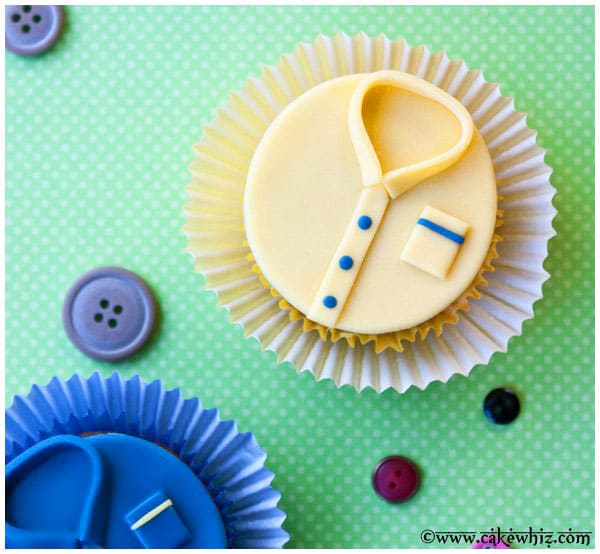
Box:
<box><xmin>5</xmin><ymin>372</ymin><xmax>289</xmax><ymax>548</ymax></box>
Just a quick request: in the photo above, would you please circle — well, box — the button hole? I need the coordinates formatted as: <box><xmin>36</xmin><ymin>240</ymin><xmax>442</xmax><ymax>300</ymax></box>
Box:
<box><xmin>113</xmin><ymin>305</ymin><xmax>123</xmax><ymax>314</ymax></box>
<box><xmin>99</xmin><ymin>299</ymin><xmax>110</xmax><ymax>309</ymax></box>
<box><xmin>389</xmin><ymin>482</ymin><xmax>396</xmax><ymax>489</ymax></box>
<box><xmin>108</xmin><ymin>318</ymin><xmax>118</xmax><ymax>328</ymax></box>
<box><xmin>94</xmin><ymin>313</ymin><xmax>103</xmax><ymax>323</ymax></box>
<box><xmin>395</xmin><ymin>470</ymin><xmax>402</xmax><ymax>477</ymax></box>
<box><xmin>11</xmin><ymin>13</ymin><xmax>21</xmax><ymax>22</ymax></box>
<box><xmin>22</xmin><ymin>5</ymin><xmax>32</xmax><ymax>13</ymax></box>
<box><xmin>21</xmin><ymin>24</ymin><xmax>30</xmax><ymax>34</ymax></box>
<box><xmin>32</xmin><ymin>14</ymin><xmax>41</xmax><ymax>23</ymax></box>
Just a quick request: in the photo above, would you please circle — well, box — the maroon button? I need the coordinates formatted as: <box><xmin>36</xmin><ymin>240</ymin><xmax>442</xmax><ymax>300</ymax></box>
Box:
<box><xmin>372</xmin><ymin>455</ymin><xmax>420</xmax><ymax>503</ymax></box>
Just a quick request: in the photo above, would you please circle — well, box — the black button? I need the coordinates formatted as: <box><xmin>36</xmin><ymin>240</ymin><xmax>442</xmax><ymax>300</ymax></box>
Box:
<box><xmin>483</xmin><ymin>387</ymin><xmax>520</xmax><ymax>424</ymax></box>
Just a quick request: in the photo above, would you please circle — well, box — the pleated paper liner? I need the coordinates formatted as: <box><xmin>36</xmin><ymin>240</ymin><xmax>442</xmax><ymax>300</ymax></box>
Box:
<box><xmin>184</xmin><ymin>33</ymin><xmax>556</xmax><ymax>393</ymax></box>
<box><xmin>5</xmin><ymin>373</ymin><xmax>290</xmax><ymax>549</ymax></box>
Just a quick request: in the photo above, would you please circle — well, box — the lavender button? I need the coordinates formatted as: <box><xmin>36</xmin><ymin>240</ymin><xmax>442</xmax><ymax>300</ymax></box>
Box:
<box><xmin>6</xmin><ymin>5</ymin><xmax>64</xmax><ymax>56</ymax></box>
<box><xmin>63</xmin><ymin>267</ymin><xmax>157</xmax><ymax>361</ymax></box>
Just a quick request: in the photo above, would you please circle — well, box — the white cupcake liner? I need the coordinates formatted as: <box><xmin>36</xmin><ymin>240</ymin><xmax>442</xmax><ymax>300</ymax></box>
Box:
<box><xmin>5</xmin><ymin>372</ymin><xmax>289</xmax><ymax>548</ymax></box>
<box><xmin>184</xmin><ymin>32</ymin><xmax>556</xmax><ymax>394</ymax></box>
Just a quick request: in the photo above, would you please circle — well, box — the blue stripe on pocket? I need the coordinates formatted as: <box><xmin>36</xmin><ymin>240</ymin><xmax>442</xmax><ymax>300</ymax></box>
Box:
<box><xmin>417</xmin><ymin>218</ymin><xmax>465</xmax><ymax>244</ymax></box>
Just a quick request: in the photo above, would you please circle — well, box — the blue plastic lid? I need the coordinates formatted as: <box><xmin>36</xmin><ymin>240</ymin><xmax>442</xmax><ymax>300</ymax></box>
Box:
<box><xmin>6</xmin><ymin>434</ymin><xmax>227</xmax><ymax>548</ymax></box>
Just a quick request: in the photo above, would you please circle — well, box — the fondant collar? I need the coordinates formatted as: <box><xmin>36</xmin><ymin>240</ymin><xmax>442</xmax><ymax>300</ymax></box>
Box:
<box><xmin>5</xmin><ymin>435</ymin><xmax>108</xmax><ymax>548</ymax></box>
<box><xmin>348</xmin><ymin>70</ymin><xmax>474</xmax><ymax>199</ymax></box>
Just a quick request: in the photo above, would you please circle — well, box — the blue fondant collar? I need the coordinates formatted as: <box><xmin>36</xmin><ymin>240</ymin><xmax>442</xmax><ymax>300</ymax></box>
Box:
<box><xmin>5</xmin><ymin>435</ymin><xmax>108</xmax><ymax>548</ymax></box>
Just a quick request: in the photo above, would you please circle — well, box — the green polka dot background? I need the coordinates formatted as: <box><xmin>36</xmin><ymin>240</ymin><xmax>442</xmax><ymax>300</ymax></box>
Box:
<box><xmin>6</xmin><ymin>5</ymin><xmax>594</xmax><ymax>549</ymax></box>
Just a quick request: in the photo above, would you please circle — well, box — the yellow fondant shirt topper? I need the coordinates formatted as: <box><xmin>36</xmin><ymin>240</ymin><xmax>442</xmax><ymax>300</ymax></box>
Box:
<box><xmin>244</xmin><ymin>71</ymin><xmax>497</xmax><ymax>334</ymax></box>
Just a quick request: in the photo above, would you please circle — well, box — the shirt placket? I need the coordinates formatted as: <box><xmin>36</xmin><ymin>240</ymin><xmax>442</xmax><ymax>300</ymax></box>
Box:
<box><xmin>307</xmin><ymin>71</ymin><xmax>475</xmax><ymax>328</ymax></box>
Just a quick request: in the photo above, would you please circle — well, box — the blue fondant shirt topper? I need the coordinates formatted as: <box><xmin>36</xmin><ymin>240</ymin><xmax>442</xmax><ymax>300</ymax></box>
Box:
<box><xmin>5</xmin><ymin>434</ymin><xmax>227</xmax><ymax>549</ymax></box>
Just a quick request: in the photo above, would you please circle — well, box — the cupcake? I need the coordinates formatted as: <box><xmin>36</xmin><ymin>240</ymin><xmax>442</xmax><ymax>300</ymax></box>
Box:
<box><xmin>5</xmin><ymin>373</ymin><xmax>289</xmax><ymax>548</ymax></box>
<box><xmin>184</xmin><ymin>33</ymin><xmax>555</xmax><ymax>393</ymax></box>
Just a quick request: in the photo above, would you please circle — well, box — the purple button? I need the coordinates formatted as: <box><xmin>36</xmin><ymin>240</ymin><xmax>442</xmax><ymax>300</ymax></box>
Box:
<box><xmin>62</xmin><ymin>267</ymin><xmax>157</xmax><ymax>361</ymax></box>
<box><xmin>5</xmin><ymin>5</ymin><xmax>64</xmax><ymax>56</ymax></box>
<box><xmin>473</xmin><ymin>535</ymin><xmax>510</xmax><ymax>549</ymax></box>
<box><xmin>372</xmin><ymin>455</ymin><xmax>420</xmax><ymax>503</ymax></box>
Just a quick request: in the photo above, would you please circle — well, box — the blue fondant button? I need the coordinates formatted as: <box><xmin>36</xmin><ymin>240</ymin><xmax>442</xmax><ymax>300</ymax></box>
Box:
<box><xmin>323</xmin><ymin>295</ymin><xmax>337</xmax><ymax>309</ymax></box>
<box><xmin>358</xmin><ymin>215</ymin><xmax>372</xmax><ymax>230</ymax></box>
<box><xmin>339</xmin><ymin>255</ymin><xmax>353</xmax><ymax>270</ymax></box>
